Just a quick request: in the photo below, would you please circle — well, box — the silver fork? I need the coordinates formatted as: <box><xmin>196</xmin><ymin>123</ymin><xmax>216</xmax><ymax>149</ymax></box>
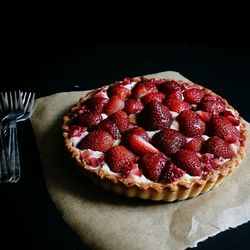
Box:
<box><xmin>0</xmin><ymin>91</ymin><xmax>35</xmax><ymax>183</ymax></box>
<box><xmin>0</xmin><ymin>102</ymin><xmax>10</xmax><ymax>183</ymax></box>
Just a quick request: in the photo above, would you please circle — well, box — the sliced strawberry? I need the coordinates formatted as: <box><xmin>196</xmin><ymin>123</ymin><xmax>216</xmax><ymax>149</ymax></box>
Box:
<box><xmin>223</xmin><ymin>110</ymin><xmax>240</xmax><ymax>126</ymax></box>
<box><xmin>128</xmin><ymin>134</ymin><xmax>159</xmax><ymax>155</ymax></box>
<box><xmin>196</xmin><ymin>110</ymin><xmax>211</xmax><ymax>122</ymax></box>
<box><xmin>141</xmin><ymin>92</ymin><xmax>166</xmax><ymax>105</ymax></box>
<box><xmin>77</xmin><ymin>112</ymin><xmax>103</xmax><ymax>128</ymax></box>
<box><xmin>174</xmin><ymin>149</ymin><xmax>202</xmax><ymax>176</ymax></box>
<box><xmin>204</xmin><ymin>136</ymin><xmax>235</xmax><ymax>158</ymax></box>
<box><xmin>131</xmin><ymin>81</ymin><xmax>158</xmax><ymax>99</ymax></box>
<box><xmin>183</xmin><ymin>135</ymin><xmax>204</xmax><ymax>152</ymax></box>
<box><xmin>209</xmin><ymin>116</ymin><xmax>240</xmax><ymax>142</ymax></box>
<box><xmin>127</xmin><ymin>163</ymin><xmax>142</xmax><ymax>178</ymax></box>
<box><xmin>103</xmin><ymin>96</ymin><xmax>125</xmax><ymax>115</ymax></box>
<box><xmin>80</xmin><ymin>150</ymin><xmax>104</xmax><ymax>167</ymax></box>
<box><xmin>77</xmin><ymin>130</ymin><xmax>114</xmax><ymax>152</ymax></box>
<box><xmin>109</xmin><ymin>111</ymin><xmax>130</xmax><ymax>133</ymax></box>
<box><xmin>84</xmin><ymin>97</ymin><xmax>108</xmax><ymax>113</ymax></box>
<box><xmin>105</xmin><ymin>145</ymin><xmax>135</xmax><ymax>174</ymax></box>
<box><xmin>107</xmin><ymin>84</ymin><xmax>131</xmax><ymax>100</ymax></box>
<box><xmin>183</xmin><ymin>88</ymin><xmax>205</xmax><ymax>104</ymax></box>
<box><xmin>152</xmin><ymin>129</ymin><xmax>186</xmax><ymax>155</ymax></box>
<box><xmin>97</xmin><ymin>119</ymin><xmax>121</xmax><ymax>139</ymax></box>
<box><xmin>124</xmin><ymin>99</ymin><xmax>144</xmax><ymax>114</ymax></box>
<box><xmin>161</xmin><ymin>162</ymin><xmax>185</xmax><ymax>183</ymax></box>
<box><xmin>122</xmin><ymin>127</ymin><xmax>150</xmax><ymax>145</ymax></box>
<box><xmin>178</xmin><ymin>110</ymin><xmax>206</xmax><ymax>137</ymax></box>
<box><xmin>200</xmin><ymin>100</ymin><xmax>225</xmax><ymax>115</ymax></box>
<box><xmin>138</xmin><ymin>153</ymin><xmax>168</xmax><ymax>182</ymax></box>
<box><xmin>138</xmin><ymin>101</ymin><xmax>172</xmax><ymax>130</ymax></box>
<box><xmin>68</xmin><ymin>125</ymin><xmax>87</xmax><ymax>138</ymax></box>
<box><xmin>165</xmin><ymin>99</ymin><xmax>191</xmax><ymax>113</ymax></box>
<box><xmin>159</xmin><ymin>80</ymin><xmax>181</xmax><ymax>94</ymax></box>
<box><xmin>201</xmin><ymin>153</ymin><xmax>220</xmax><ymax>172</ymax></box>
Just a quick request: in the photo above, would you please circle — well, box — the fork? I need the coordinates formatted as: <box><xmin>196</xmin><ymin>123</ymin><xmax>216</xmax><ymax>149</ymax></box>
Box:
<box><xmin>0</xmin><ymin>91</ymin><xmax>35</xmax><ymax>183</ymax></box>
<box><xmin>0</xmin><ymin>102</ymin><xmax>10</xmax><ymax>182</ymax></box>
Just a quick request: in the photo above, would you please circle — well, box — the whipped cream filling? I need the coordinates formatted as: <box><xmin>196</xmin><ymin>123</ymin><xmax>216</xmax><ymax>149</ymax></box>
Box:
<box><xmin>69</xmin><ymin>131</ymin><xmax>89</xmax><ymax>147</ymax></box>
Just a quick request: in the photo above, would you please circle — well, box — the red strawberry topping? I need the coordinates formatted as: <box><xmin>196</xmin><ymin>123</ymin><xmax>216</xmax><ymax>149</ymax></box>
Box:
<box><xmin>159</xmin><ymin>80</ymin><xmax>181</xmax><ymax>94</ymax></box>
<box><xmin>200</xmin><ymin>100</ymin><xmax>225</xmax><ymax>115</ymax></box>
<box><xmin>152</xmin><ymin>129</ymin><xmax>186</xmax><ymax>155</ymax></box>
<box><xmin>165</xmin><ymin>99</ymin><xmax>191</xmax><ymax>113</ymax></box>
<box><xmin>68</xmin><ymin>125</ymin><xmax>87</xmax><ymax>137</ymax></box>
<box><xmin>183</xmin><ymin>88</ymin><xmax>205</xmax><ymax>104</ymax></box>
<box><xmin>77</xmin><ymin>112</ymin><xmax>103</xmax><ymax>128</ymax></box>
<box><xmin>124</xmin><ymin>99</ymin><xmax>144</xmax><ymax>114</ymax></box>
<box><xmin>139</xmin><ymin>153</ymin><xmax>168</xmax><ymax>182</ymax></box>
<box><xmin>127</xmin><ymin>134</ymin><xmax>159</xmax><ymax>155</ymax></box>
<box><xmin>196</xmin><ymin>110</ymin><xmax>212</xmax><ymax>122</ymax></box>
<box><xmin>183</xmin><ymin>135</ymin><xmax>204</xmax><ymax>152</ymax></box>
<box><xmin>77</xmin><ymin>130</ymin><xmax>114</xmax><ymax>152</ymax></box>
<box><xmin>131</xmin><ymin>81</ymin><xmax>158</xmax><ymax>99</ymax></box>
<box><xmin>84</xmin><ymin>97</ymin><xmax>108</xmax><ymax>113</ymax></box>
<box><xmin>105</xmin><ymin>145</ymin><xmax>135</xmax><ymax>174</ymax></box>
<box><xmin>201</xmin><ymin>153</ymin><xmax>220</xmax><ymax>172</ymax></box>
<box><xmin>223</xmin><ymin>110</ymin><xmax>240</xmax><ymax>126</ymax></box>
<box><xmin>174</xmin><ymin>149</ymin><xmax>202</xmax><ymax>176</ymax></box>
<box><xmin>104</xmin><ymin>96</ymin><xmax>125</xmax><ymax>115</ymax></box>
<box><xmin>107</xmin><ymin>84</ymin><xmax>131</xmax><ymax>100</ymax></box>
<box><xmin>123</xmin><ymin>127</ymin><xmax>150</xmax><ymax>144</ymax></box>
<box><xmin>209</xmin><ymin>116</ymin><xmax>240</xmax><ymax>142</ymax></box>
<box><xmin>109</xmin><ymin>111</ymin><xmax>130</xmax><ymax>133</ymax></box>
<box><xmin>161</xmin><ymin>162</ymin><xmax>185</xmax><ymax>183</ymax></box>
<box><xmin>204</xmin><ymin>136</ymin><xmax>235</xmax><ymax>158</ymax></box>
<box><xmin>141</xmin><ymin>92</ymin><xmax>166</xmax><ymax>105</ymax></box>
<box><xmin>178</xmin><ymin>110</ymin><xmax>206</xmax><ymax>137</ymax></box>
<box><xmin>138</xmin><ymin>101</ymin><xmax>172</xmax><ymax>130</ymax></box>
<box><xmin>98</xmin><ymin>119</ymin><xmax>121</xmax><ymax>139</ymax></box>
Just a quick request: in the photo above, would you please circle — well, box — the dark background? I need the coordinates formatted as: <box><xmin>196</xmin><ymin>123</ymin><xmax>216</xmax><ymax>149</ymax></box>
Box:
<box><xmin>1</xmin><ymin>5</ymin><xmax>250</xmax><ymax>250</ymax></box>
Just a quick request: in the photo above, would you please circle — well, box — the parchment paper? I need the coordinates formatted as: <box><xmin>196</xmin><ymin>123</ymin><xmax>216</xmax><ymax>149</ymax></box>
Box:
<box><xmin>30</xmin><ymin>71</ymin><xmax>250</xmax><ymax>250</ymax></box>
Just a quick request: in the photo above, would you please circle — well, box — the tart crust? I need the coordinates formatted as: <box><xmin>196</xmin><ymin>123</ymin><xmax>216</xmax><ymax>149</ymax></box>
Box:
<box><xmin>62</xmin><ymin>78</ymin><xmax>248</xmax><ymax>202</ymax></box>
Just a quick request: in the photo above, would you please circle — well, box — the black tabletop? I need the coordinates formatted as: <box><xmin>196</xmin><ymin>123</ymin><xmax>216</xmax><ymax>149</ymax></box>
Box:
<box><xmin>1</xmin><ymin>43</ymin><xmax>250</xmax><ymax>250</ymax></box>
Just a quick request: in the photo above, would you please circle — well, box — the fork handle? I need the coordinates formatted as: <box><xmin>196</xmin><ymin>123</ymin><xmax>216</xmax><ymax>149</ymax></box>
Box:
<box><xmin>0</xmin><ymin>124</ymin><xmax>10</xmax><ymax>183</ymax></box>
<box><xmin>7</xmin><ymin>121</ymin><xmax>20</xmax><ymax>183</ymax></box>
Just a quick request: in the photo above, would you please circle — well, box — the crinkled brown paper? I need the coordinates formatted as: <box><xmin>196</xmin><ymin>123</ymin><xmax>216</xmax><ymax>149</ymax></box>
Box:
<box><xmin>30</xmin><ymin>71</ymin><xmax>250</xmax><ymax>250</ymax></box>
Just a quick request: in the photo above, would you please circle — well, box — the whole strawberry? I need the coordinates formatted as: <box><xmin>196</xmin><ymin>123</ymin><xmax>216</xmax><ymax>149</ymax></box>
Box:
<box><xmin>77</xmin><ymin>130</ymin><xmax>114</xmax><ymax>152</ymax></box>
<box><xmin>204</xmin><ymin>136</ymin><xmax>235</xmax><ymax>158</ymax></box>
<box><xmin>152</xmin><ymin>128</ymin><xmax>186</xmax><ymax>155</ymax></box>
<box><xmin>178</xmin><ymin>110</ymin><xmax>206</xmax><ymax>137</ymax></box>
<box><xmin>107</xmin><ymin>84</ymin><xmax>131</xmax><ymax>100</ymax></box>
<box><xmin>183</xmin><ymin>88</ymin><xmax>205</xmax><ymax>104</ymax></box>
<box><xmin>137</xmin><ymin>101</ymin><xmax>172</xmax><ymax>130</ymax></box>
<box><xmin>141</xmin><ymin>92</ymin><xmax>166</xmax><ymax>105</ymax></box>
<box><xmin>199</xmin><ymin>99</ymin><xmax>225</xmax><ymax>115</ymax></box>
<box><xmin>124</xmin><ymin>99</ymin><xmax>144</xmax><ymax>114</ymax></box>
<box><xmin>77</xmin><ymin>112</ymin><xmax>103</xmax><ymax>128</ymax></box>
<box><xmin>209</xmin><ymin>116</ymin><xmax>240</xmax><ymax>142</ymax></box>
<box><xmin>105</xmin><ymin>145</ymin><xmax>135</xmax><ymax>174</ymax></box>
<box><xmin>131</xmin><ymin>81</ymin><xmax>158</xmax><ymax>99</ymax></box>
<box><xmin>109</xmin><ymin>111</ymin><xmax>130</xmax><ymax>133</ymax></box>
<box><xmin>138</xmin><ymin>153</ymin><xmax>168</xmax><ymax>182</ymax></box>
<box><xmin>174</xmin><ymin>149</ymin><xmax>202</xmax><ymax>176</ymax></box>
<box><xmin>183</xmin><ymin>135</ymin><xmax>204</xmax><ymax>152</ymax></box>
<box><xmin>98</xmin><ymin>119</ymin><xmax>121</xmax><ymax>139</ymax></box>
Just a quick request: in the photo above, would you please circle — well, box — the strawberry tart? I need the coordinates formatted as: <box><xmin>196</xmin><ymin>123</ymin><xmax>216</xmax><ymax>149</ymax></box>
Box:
<box><xmin>62</xmin><ymin>77</ymin><xmax>247</xmax><ymax>201</ymax></box>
